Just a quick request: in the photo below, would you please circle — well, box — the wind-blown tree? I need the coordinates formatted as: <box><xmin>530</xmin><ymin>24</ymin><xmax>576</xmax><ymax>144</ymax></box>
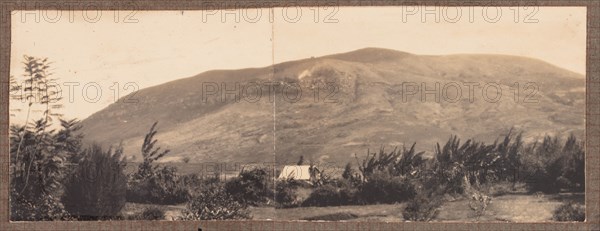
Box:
<box><xmin>356</xmin><ymin>143</ymin><xmax>425</xmax><ymax>180</ymax></box>
<box><xmin>355</xmin><ymin>144</ymin><xmax>425</xmax><ymax>204</ymax></box>
<box><xmin>132</xmin><ymin>121</ymin><xmax>170</xmax><ymax>181</ymax></box>
<box><xmin>128</xmin><ymin>122</ymin><xmax>188</xmax><ymax>204</ymax></box>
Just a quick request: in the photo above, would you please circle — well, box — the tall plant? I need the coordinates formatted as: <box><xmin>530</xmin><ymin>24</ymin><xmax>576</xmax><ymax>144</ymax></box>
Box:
<box><xmin>132</xmin><ymin>121</ymin><xmax>170</xmax><ymax>181</ymax></box>
<box><xmin>62</xmin><ymin>144</ymin><xmax>127</xmax><ymax>220</ymax></box>
<box><xmin>13</xmin><ymin>56</ymin><xmax>62</xmax><ymax>164</ymax></box>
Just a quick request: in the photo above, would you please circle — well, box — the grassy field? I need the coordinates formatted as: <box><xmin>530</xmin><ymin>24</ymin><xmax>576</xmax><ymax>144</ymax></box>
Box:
<box><xmin>122</xmin><ymin>192</ymin><xmax>584</xmax><ymax>221</ymax></box>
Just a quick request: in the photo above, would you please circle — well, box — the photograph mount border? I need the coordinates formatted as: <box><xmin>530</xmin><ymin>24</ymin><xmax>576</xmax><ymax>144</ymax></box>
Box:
<box><xmin>0</xmin><ymin>0</ymin><xmax>598</xmax><ymax>230</ymax></box>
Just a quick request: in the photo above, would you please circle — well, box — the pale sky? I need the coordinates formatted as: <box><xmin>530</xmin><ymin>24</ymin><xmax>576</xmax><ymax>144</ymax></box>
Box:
<box><xmin>10</xmin><ymin>7</ymin><xmax>586</xmax><ymax>123</ymax></box>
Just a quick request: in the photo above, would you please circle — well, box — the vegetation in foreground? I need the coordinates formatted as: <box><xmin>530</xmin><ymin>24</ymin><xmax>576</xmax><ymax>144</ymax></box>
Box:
<box><xmin>9</xmin><ymin>56</ymin><xmax>585</xmax><ymax>221</ymax></box>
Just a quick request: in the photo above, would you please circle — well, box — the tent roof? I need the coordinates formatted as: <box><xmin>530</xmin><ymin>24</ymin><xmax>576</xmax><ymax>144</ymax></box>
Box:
<box><xmin>278</xmin><ymin>165</ymin><xmax>312</xmax><ymax>180</ymax></box>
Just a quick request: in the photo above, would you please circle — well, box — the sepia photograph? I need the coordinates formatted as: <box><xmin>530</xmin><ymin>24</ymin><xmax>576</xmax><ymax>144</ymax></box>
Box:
<box><xmin>7</xmin><ymin>6</ymin><xmax>587</xmax><ymax>223</ymax></box>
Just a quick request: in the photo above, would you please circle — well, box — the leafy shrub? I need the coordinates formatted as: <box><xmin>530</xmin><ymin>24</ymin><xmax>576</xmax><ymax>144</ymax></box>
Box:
<box><xmin>468</xmin><ymin>191</ymin><xmax>492</xmax><ymax>220</ymax></box>
<box><xmin>225</xmin><ymin>168</ymin><xmax>273</xmax><ymax>205</ymax></box>
<box><xmin>178</xmin><ymin>173</ymin><xmax>204</xmax><ymax>192</ymax></box>
<box><xmin>402</xmin><ymin>192</ymin><xmax>442</xmax><ymax>221</ymax></box>
<box><xmin>130</xmin><ymin>206</ymin><xmax>165</xmax><ymax>220</ymax></box>
<box><xmin>337</xmin><ymin>179</ymin><xmax>361</xmax><ymax>205</ymax></box>
<box><xmin>275</xmin><ymin>179</ymin><xmax>301</xmax><ymax>208</ymax></box>
<box><xmin>359</xmin><ymin>170</ymin><xmax>416</xmax><ymax>204</ymax></box>
<box><xmin>62</xmin><ymin>144</ymin><xmax>127</xmax><ymax>220</ymax></box>
<box><xmin>142</xmin><ymin>206</ymin><xmax>166</xmax><ymax>220</ymax></box>
<box><xmin>10</xmin><ymin>120</ymin><xmax>74</xmax><ymax>221</ymax></box>
<box><xmin>126</xmin><ymin>206</ymin><xmax>165</xmax><ymax>220</ymax></box>
<box><xmin>341</xmin><ymin>163</ymin><xmax>362</xmax><ymax>187</ymax></box>
<box><xmin>553</xmin><ymin>201</ymin><xmax>585</xmax><ymax>221</ymax></box>
<box><xmin>302</xmin><ymin>179</ymin><xmax>360</xmax><ymax>207</ymax></box>
<box><xmin>127</xmin><ymin>166</ymin><xmax>190</xmax><ymax>204</ymax></box>
<box><xmin>302</xmin><ymin>184</ymin><xmax>342</xmax><ymax>207</ymax></box>
<box><xmin>181</xmin><ymin>184</ymin><xmax>250</xmax><ymax>220</ymax></box>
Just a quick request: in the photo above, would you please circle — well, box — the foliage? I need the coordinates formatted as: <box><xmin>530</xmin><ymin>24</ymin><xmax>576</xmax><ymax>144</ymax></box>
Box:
<box><xmin>275</xmin><ymin>178</ymin><xmax>301</xmax><ymax>208</ymax></box>
<box><xmin>9</xmin><ymin>57</ymin><xmax>72</xmax><ymax>221</ymax></box>
<box><xmin>297</xmin><ymin>155</ymin><xmax>305</xmax><ymax>165</ymax></box>
<box><xmin>131</xmin><ymin>122</ymin><xmax>170</xmax><ymax>181</ymax></box>
<box><xmin>62</xmin><ymin>144</ymin><xmax>127</xmax><ymax>220</ymax></box>
<box><xmin>308</xmin><ymin>163</ymin><xmax>333</xmax><ymax>186</ymax></box>
<box><xmin>357</xmin><ymin>143</ymin><xmax>425</xmax><ymax>180</ymax></box>
<box><xmin>302</xmin><ymin>184</ymin><xmax>342</xmax><ymax>207</ymax></box>
<box><xmin>225</xmin><ymin>168</ymin><xmax>273</xmax><ymax>206</ymax></box>
<box><xmin>10</xmin><ymin>120</ymin><xmax>71</xmax><ymax>221</ymax></box>
<box><xmin>129</xmin><ymin>206</ymin><xmax>166</xmax><ymax>220</ymax></box>
<box><xmin>181</xmin><ymin>184</ymin><xmax>250</xmax><ymax>220</ymax></box>
<box><xmin>341</xmin><ymin>163</ymin><xmax>361</xmax><ymax>186</ymax></box>
<box><xmin>553</xmin><ymin>201</ymin><xmax>585</xmax><ymax>221</ymax></box>
<box><xmin>127</xmin><ymin>165</ymin><xmax>190</xmax><ymax>204</ymax></box>
<box><xmin>521</xmin><ymin>134</ymin><xmax>585</xmax><ymax>193</ymax></box>
<box><xmin>402</xmin><ymin>191</ymin><xmax>442</xmax><ymax>221</ymax></box>
<box><xmin>127</xmin><ymin>122</ymin><xmax>188</xmax><ymax>204</ymax></box>
<box><xmin>468</xmin><ymin>190</ymin><xmax>492</xmax><ymax>220</ymax></box>
<box><xmin>13</xmin><ymin>56</ymin><xmax>63</xmax><ymax>164</ymax></box>
<box><xmin>428</xmin><ymin>131</ymin><xmax>523</xmax><ymax>195</ymax></box>
<box><xmin>358</xmin><ymin>170</ymin><xmax>417</xmax><ymax>204</ymax></box>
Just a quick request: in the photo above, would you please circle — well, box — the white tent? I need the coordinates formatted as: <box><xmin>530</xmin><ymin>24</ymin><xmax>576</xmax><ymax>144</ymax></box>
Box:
<box><xmin>278</xmin><ymin>165</ymin><xmax>312</xmax><ymax>180</ymax></box>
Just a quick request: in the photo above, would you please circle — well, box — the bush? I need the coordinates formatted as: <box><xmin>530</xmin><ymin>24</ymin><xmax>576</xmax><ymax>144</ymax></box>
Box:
<box><xmin>181</xmin><ymin>184</ymin><xmax>250</xmax><ymax>220</ymax></box>
<box><xmin>62</xmin><ymin>144</ymin><xmax>127</xmax><ymax>220</ymax></box>
<box><xmin>402</xmin><ymin>192</ymin><xmax>442</xmax><ymax>221</ymax></box>
<box><xmin>302</xmin><ymin>184</ymin><xmax>341</xmax><ymax>207</ymax></box>
<box><xmin>553</xmin><ymin>201</ymin><xmax>585</xmax><ymax>221</ymax></box>
<box><xmin>129</xmin><ymin>206</ymin><xmax>165</xmax><ymax>220</ymax></box>
<box><xmin>338</xmin><ymin>179</ymin><xmax>360</xmax><ymax>205</ymax></box>
<box><xmin>359</xmin><ymin>170</ymin><xmax>416</xmax><ymax>204</ymax></box>
<box><xmin>275</xmin><ymin>179</ymin><xmax>301</xmax><ymax>208</ymax></box>
<box><xmin>521</xmin><ymin>134</ymin><xmax>585</xmax><ymax>193</ymax></box>
<box><xmin>127</xmin><ymin>166</ymin><xmax>189</xmax><ymax>204</ymax></box>
<box><xmin>225</xmin><ymin>168</ymin><xmax>273</xmax><ymax>205</ymax></box>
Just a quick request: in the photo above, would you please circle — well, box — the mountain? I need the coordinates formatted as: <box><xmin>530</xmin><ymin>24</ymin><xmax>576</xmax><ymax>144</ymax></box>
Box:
<box><xmin>79</xmin><ymin>48</ymin><xmax>585</xmax><ymax>165</ymax></box>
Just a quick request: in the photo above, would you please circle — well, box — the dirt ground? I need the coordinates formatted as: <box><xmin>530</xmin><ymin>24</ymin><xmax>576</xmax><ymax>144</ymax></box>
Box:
<box><xmin>121</xmin><ymin>192</ymin><xmax>584</xmax><ymax>222</ymax></box>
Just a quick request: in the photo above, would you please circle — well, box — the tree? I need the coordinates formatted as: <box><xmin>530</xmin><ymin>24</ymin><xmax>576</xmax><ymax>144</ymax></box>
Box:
<box><xmin>342</xmin><ymin>163</ymin><xmax>353</xmax><ymax>180</ymax></box>
<box><xmin>132</xmin><ymin>121</ymin><xmax>170</xmax><ymax>181</ymax></box>
<box><xmin>9</xmin><ymin>56</ymin><xmax>71</xmax><ymax>221</ymax></box>
<box><xmin>128</xmin><ymin>122</ymin><xmax>186</xmax><ymax>204</ymax></box>
<box><xmin>225</xmin><ymin>168</ymin><xmax>272</xmax><ymax>205</ymax></box>
<box><xmin>9</xmin><ymin>120</ymin><xmax>70</xmax><ymax>221</ymax></box>
<box><xmin>297</xmin><ymin>155</ymin><xmax>305</xmax><ymax>165</ymax></box>
<box><xmin>13</xmin><ymin>56</ymin><xmax>63</xmax><ymax>165</ymax></box>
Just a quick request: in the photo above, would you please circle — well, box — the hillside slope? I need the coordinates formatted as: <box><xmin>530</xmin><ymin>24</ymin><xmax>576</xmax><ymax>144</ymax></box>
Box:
<box><xmin>79</xmin><ymin>48</ymin><xmax>585</xmax><ymax>164</ymax></box>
